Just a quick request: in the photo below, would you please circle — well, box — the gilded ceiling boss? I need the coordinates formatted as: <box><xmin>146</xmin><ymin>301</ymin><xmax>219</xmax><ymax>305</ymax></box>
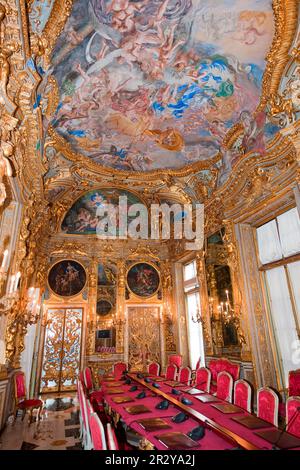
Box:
<box><xmin>0</xmin><ymin>0</ymin><xmax>299</xmax><ymax>456</ymax></box>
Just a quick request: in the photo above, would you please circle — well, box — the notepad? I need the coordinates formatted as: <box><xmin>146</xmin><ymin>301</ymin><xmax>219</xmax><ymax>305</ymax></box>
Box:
<box><xmin>137</xmin><ymin>418</ymin><xmax>171</xmax><ymax>432</ymax></box>
<box><xmin>112</xmin><ymin>396</ymin><xmax>134</xmax><ymax>404</ymax></box>
<box><xmin>254</xmin><ymin>429</ymin><xmax>300</xmax><ymax>449</ymax></box>
<box><xmin>187</xmin><ymin>388</ymin><xmax>205</xmax><ymax>395</ymax></box>
<box><xmin>195</xmin><ymin>394</ymin><xmax>220</xmax><ymax>403</ymax></box>
<box><xmin>165</xmin><ymin>381</ymin><xmax>184</xmax><ymax>387</ymax></box>
<box><xmin>231</xmin><ymin>415</ymin><xmax>273</xmax><ymax>429</ymax></box>
<box><xmin>106</xmin><ymin>388</ymin><xmax>124</xmax><ymax>394</ymax></box>
<box><xmin>155</xmin><ymin>432</ymin><xmax>199</xmax><ymax>449</ymax></box>
<box><xmin>211</xmin><ymin>403</ymin><xmax>243</xmax><ymax>414</ymax></box>
<box><xmin>124</xmin><ymin>405</ymin><xmax>151</xmax><ymax>415</ymax></box>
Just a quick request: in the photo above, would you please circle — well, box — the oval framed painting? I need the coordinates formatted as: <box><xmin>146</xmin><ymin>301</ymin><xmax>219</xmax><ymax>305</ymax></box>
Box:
<box><xmin>48</xmin><ymin>260</ymin><xmax>87</xmax><ymax>298</ymax></box>
<box><xmin>96</xmin><ymin>299</ymin><xmax>113</xmax><ymax>316</ymax></box>
<box><xmin>126</xmin><ymin>262</ymin><xmax>160</xmax><ymax>298</ymax></box>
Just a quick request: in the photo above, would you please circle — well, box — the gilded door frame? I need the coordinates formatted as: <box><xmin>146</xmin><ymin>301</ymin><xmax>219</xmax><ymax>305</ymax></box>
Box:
<box><xmin>37</xmin><ymin>304</ymin><xmax>86</xmax><ymax>394</ymax></box>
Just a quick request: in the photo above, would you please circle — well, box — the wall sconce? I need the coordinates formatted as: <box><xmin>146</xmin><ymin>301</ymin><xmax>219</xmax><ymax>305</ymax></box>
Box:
<box><xmin>24</xmin><ymin>287</ymin><xmax>41</xmax><ymax>325</ymax></box>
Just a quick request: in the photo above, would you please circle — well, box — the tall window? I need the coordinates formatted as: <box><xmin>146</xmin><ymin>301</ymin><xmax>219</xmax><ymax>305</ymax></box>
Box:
<box><xmin>183</xmin><ymin>260</ymin><xmax>205</xmax><ymax>369</ymax></box>
<box><xmin>256</xmin><ymin>207</ymin><xmax>300</xmax><ymax>388</ymax></box>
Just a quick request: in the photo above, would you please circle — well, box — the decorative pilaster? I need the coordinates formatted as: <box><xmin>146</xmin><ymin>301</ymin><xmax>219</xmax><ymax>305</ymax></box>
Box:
<box><xmin>86</xmin><ymin>259</ymin><xmax>97</xmax><ymax>356</ymax></box>
<box><xmin>161</xmin><ymin>260</ymin><xmax>176</xmax><ymax>358</ymax></box>
<box><xmin>222</xmin><ymin>220</ymin><xmax>252</xmax><ymax>361</ymax></box>
<box><xmin>116</xmin><ymin>259</ymin><xmax>126</xmax><ymax>354</ymax></box>
<box><xmin>195</xmin><ymin>251</ymin><xmax>213</xmax><ymax>356</ymax></box>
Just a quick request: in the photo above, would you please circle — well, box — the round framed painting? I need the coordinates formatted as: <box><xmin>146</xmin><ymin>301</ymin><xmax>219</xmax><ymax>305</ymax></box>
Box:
<box><xmin>48</xmin><ymin>260</ymin><xmax>87</xmax><ymax>297</ymax></box>
<box><xmin>96</xmin><ymin>299</ymin><xmax>113</xmax><ymax>316</ymax></box>
<box><xmin>126</xmin><ymin>262</ymin><xmax>160</xmax><ymax>298</ymax></box>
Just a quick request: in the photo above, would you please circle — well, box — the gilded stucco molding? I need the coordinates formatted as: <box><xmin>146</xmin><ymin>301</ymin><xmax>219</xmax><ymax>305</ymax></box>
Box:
<box><xmin>38</xmin><ymin>0</ymin><xmax>74</xmax><ymax>62</ymax></box>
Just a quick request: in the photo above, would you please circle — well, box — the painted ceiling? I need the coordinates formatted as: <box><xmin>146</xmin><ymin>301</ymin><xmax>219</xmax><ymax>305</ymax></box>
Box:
<box><xmin>48</xmin><ymin>0</ymin><xmax>277</xmax><ymax>173</ymax></box>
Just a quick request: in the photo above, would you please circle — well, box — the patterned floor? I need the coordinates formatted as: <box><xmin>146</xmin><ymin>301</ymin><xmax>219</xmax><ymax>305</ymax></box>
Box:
<box><xmin>0</xmin><ymin>394</ymin><xmax>83</xmax><ymax>451</ymax></box>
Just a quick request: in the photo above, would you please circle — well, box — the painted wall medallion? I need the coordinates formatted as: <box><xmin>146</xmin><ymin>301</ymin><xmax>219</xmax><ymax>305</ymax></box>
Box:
<box><xmin>96</xmin><ymin>299</ymin><xmax>113</xmax><ymax>316</ymax></box>
<box><xmin>127</xmin><ymin>262</ymin><xmax>160</xmax><ymax>298</ymax></box>
<box><xmin>48</xmin><ymin>260</ymin><xmax>87</xmax><ymax>297</ymax></box>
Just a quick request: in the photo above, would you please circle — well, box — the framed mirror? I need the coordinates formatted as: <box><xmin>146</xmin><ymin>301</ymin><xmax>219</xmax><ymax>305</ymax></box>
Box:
<box><xmin>205</xmin><ymin>229</ymin><xmax>240</xmax><ymax>357</ymax></box>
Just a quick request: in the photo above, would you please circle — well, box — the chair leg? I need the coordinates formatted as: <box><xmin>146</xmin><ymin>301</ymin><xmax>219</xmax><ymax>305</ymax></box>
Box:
<box><xmin>13</xmin><ymin>407</ymin><xmax>18</xmax><ymax>425</ymax></box>
<box><xmin>28</xmin><ymin>409</ymin><xmax>33</xmax><ymax>425</ymax></box>
<box><xmin>21</xmin><ymin>409</ymin><xmax>26</xmax><ymax>421</ymax></box>
<box><xmin>38</xmin><ymin>405</ymin><xmax>43</xmax><ymax>421</ymax></box>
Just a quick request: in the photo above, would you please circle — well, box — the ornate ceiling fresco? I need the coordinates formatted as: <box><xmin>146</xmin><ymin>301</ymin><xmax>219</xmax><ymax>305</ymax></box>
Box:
<box><xmin>41</xmin><ymin>0</ymin><xmax>281</xmax><ymax>175</ymax></box>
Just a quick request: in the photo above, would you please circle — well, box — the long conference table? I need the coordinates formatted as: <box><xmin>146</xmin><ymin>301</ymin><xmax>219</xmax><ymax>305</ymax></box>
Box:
<box><xmin>101</xmin><ymin>373</ymin><xmax>300</xmax><ymax>451</ymax></box>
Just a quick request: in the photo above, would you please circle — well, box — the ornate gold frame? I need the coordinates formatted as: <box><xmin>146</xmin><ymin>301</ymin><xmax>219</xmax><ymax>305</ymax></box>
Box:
<box><xmin>40</xmin><ymin>0</ymin><xmax>298</xmax><ymax>178</ymax></box>
<box><xmin>58</xmin><ymin>184</ymin><xmax>150</xmax><ymax>236</ymax></box>
<box><xmin>47</xmin><ymin>258</ymin><xmax>87</xmax><ymax>299</ymax></box>
<box><xmin>126</xmin><ymin>261</ymin><xmax>161</xmax><ymax>300</ymax></box>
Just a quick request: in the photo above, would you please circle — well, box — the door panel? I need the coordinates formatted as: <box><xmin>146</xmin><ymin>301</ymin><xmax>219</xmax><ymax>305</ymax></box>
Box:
<box><xmin>40</xmin><ymin>308</ymin><xmax>82</xmax><ymax>393</ymax></box>
<box><xmin>128</xmin><ymin>306</ymin><xmax>161</xmax><ymax>371</ymax></box>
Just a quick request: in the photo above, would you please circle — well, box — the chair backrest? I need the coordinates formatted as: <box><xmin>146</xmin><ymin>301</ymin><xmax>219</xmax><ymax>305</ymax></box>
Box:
<box><xmin>286</xmin><ymin>396</ymin><xmax>300</xmax><ymax>438</ymax></box>
<box><xmin>77</xmin><ymin>381</ymin><xmax>89</xmax><ymax>435</ymax></box>
<box><xmin>195</xmin><ymin>367</ymin><xmax>211</xmax><ymax>393</ymax></box>
<box><xmin>168</xmin><ymin>354</ymin><xmax>182</xmax><ymax>368</ymax></box>
<box><xmin>178</xmin><ymin>366</ymin><xmax>192</xmax><ymax>385</ymax></box>
<box><xmin>106</xmin><ymin>423</ymin><xmax>119</xmax><ymax>450</ymax></box>
<box><xmin>88</xmin><ymin>406</ymin><xmax>107</xmax><ymax>450</ymax></box>
<box><xmin>195</xmin><ymin>357</ymin><xmax>201</xmax><ymax>370</ymax></box>
<box><xmin>14</xmin><ymin>371</ymin><xmax>26</xmax><ymax>402</ymax></box>
<box><xmin>83</xmin><ymin>366</ymin><xmax>93</xmax><ymax>392</ymax></box>
<box><xmin>209</xmin><ymin>358</ymin><xmax>240</xmax><ymax>383</ymax></box>
<box><xmin>148</xmin><ymin>362</ymin><xmax>160</xmax><ymax>377</ymax></box>
<box><xmin>288</xmin><ymin>370</ymin><xmax>300</xmax><ymax>397</ymax></box>
<box><xmin>79</xmin><ymin>370</ymin><xmax>85</xmax><ymax>387</ymax></box>
<box><xmin>165</xmin><ymin>364</ymin><xmax>177</xmax><ymax>381</ymax></box>
<box><xmin>234</xmin><ymin>379</ymin><xmax>252</xmax><ymax>413</ymax></box>
<box><xmin>113</xmin><ymin>362</ymin><xmax>127</xmax><ymax>380</ymax></box>
<box><xmin>257</xmin><ymin>387</ymin><xmax>279</xmax><ymax>427</ymax></box>
<box><xmin>216</xmin><ymin>371</ymin><xmax>233</xmax><ymax>402</ymax></box>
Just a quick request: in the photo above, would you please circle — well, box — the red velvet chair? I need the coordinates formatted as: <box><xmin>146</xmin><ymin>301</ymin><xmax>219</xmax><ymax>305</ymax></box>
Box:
<box><xmin>148</xmin><ymin>362</ymin><xmax>160</xmax><ymax>377</ymax></box>
<box><xmin>165</xmin><ymin>364</ymin><xmax>178</xmax><ymax>381</ymax></box>
<box><xmin>168</xmin><ymin>354</ymin><xmax>182</xmax><ymax>369</ymax></box>
<box><xmin>113</xmin><ymin>362</ymin><xmax>127</xmax><ymax>380</ymax></box>
<box><xmin>279</xmin><ymin>369</ymin><xmax>300</xmax><ymax>419</ymax></box>
<box><xmin>78</xmin><ymin>380</ymin><xmax>92</xmax><ymax>449</ymax></box>
<box><xmin>87</xmin><ymin>400</ymin><xmax>107</xmax><ymax>450</ymax></box>
<box><xmin>257</xmin><ymin>387</ymin><xmax>279</xmax><ymax>427</ymax></box>
<box><xmin>216</xmin><ymin>371</ymin><xmax>233</xmax><ymax>403</ymax></box>
<box><xmin>289</xmin><ymin>369</ymin><xmax>300</xmax><ymax>396</ymax></box>
<box><xmin>14</xmin><ymin>371</ymin><xmax>43</xmax><ymax>424</ymax></box>
<box><xmin>234</xmin><ymin>379</ymin><xmax>252</xmax><ymax>412</ymax></box>
<box><xmin>83</xmin><ymin>366</ymin><xmax>104</xmax><ymax>411</ymax></box>
<box><xmin>178</xmin><ymin>366</ymin><xmax>192</xmax><ymax>385</ymax></box>
<box><xmin>194</xmin><ymin>367</ymin><xmax>211</xmax><ymax>392</ymax></box>
<box><xmin>209</xmin><ymin>358</ymin><xmax>240</xmax><ymax>394</ymax></box>
<box><xmin>106</xmin><ymin>423</ymin><xmax>119</xmax><ymax>450</ymax></box>
<box><xmin>286</xmin><ymin>396</ymin><xmax>300</xmax><ymax>438</ymax></box>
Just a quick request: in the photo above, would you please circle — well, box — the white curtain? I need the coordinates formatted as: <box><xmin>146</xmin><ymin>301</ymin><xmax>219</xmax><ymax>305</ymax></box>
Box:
<box><xmin>287</xmin><ymin>261</ymin><xmax>300</xmax><ymax>327</ymax></box>
<box><xmin>20</xmin><ymin>324</ymin><xmax>37</xmax><ymax>393</ymax></box>
<box><xmin>257</xmin><ymin>220</ymin><xmax>282</xmax><ymax>264</ymax></box>
<box><xmin>277</xmin><ymin>208</ymin><xmax>300</xmax><ymax>258</ymax></box>
<box><xmin>266</xmin><ymin>267</ymin><xmax>299</xmax><ymax>388</ymax></box>
<box><xmin>186</xmin><ymin>291</ymin><xmax>205</xmax><ymax>369</ymax></box>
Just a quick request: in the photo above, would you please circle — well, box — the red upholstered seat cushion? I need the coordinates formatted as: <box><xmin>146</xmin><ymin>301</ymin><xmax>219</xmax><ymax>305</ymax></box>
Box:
<box><xmin>18</xmin><ymin>399</ymin><xmax>43</xmax><ymax>409</ymax></box>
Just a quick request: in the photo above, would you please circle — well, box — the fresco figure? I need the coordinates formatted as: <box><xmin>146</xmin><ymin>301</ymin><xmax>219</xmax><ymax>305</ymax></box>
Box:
<box><xmin>49</xmin><ymin>0</ymin><xmax>275</xmax><ymax>172</ymax></box>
